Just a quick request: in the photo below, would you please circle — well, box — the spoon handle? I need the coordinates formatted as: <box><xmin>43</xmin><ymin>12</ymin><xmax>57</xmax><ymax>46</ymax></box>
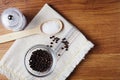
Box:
<box><xmin>0</xmin><ymin>27</ymin><xmax>40</xmax><ymax>43</ymax></box>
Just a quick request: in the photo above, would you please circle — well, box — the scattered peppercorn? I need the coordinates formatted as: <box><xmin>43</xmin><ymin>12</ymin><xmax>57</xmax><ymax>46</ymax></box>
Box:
<box><xmin>50</xmin><ymin>45</ymin><xmax>53</xmax><ymax>47</ymax></box>
<box><xmin>61</xmin><ymin>47</ymin><xmax>64</xmax><ymax>49</ymax></box>
<box><xmin>61</xmin><ymin>38</ymin><xmax>69</xmax><ymax>51</ymax></box>
<box><xmin>58</xmin><ymin>54</ymin><xmax>61</xmax><ymax>56</ymax></box>
<box><xmin>50</xmin><ymin>36</ymin><xmax>55</xmax><ymax>39</ymax></box>
<box><xmin>46</xmin><ymin>45</ymin><xmax>49</xmax><ymax>47</ymax></box>
<box><xmin>48</xmin><ymin>36</ymin><xmax>69</xmax><ymax>52</ymax></box>
<box><xmin>64</xmin><ymin>45</ymin><xmax>68</xmax><ymax>48</ymax></box>
<box><xmin>65</xmin><ymin>48</ymin><xmax>68</xmax><ymax>51</ymax></box>
<box><xmin>62</xmin><ymin>38</ymin><xmax>66</xmax><ymax>41</ymax></box>
<box><xmin>50</xmin><ymin>42</ymin><xmax>53</xmax><ymax>44</ymax></box>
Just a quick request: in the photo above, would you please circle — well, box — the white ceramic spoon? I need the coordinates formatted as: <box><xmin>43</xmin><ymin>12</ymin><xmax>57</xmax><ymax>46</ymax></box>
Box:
<box><xmin>0</xmin><ymin>19</ymin><xmax>63</xmax><ymax>43</ymax></box>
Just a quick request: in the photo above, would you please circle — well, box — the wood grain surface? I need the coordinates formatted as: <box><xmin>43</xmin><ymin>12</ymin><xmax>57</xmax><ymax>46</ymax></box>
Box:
<box><xmin>0</xmin><ymin>0</ymin><xmax>120</xmax><ymax>80</ymax></box>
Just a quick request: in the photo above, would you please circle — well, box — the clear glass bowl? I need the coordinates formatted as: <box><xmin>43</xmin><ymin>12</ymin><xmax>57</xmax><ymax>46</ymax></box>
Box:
<box><xmin>24</xmin><ymin>44</ymin><xmax>57</xmax><ymax>77</ymax></box>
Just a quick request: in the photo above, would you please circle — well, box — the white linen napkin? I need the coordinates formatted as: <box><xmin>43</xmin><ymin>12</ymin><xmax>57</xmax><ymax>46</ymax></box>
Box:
<box><xmin>0</xmin><ymin>4</ymin><xmax>94</xmax><ymax>80</ymax></box>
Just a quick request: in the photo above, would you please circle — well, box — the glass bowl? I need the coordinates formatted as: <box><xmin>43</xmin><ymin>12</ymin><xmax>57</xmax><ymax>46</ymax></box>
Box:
<box><xmin>24</xmin><ymin>44</ymin><xmax>56</xmax><ymax>77</ymax></box>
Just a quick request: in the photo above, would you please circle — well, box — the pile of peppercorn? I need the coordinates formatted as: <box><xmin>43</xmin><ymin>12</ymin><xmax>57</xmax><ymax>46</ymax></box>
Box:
<box><xmin>29</xmin><ymin>49</ymin><xmax>53</xmax><ymax>72</ymax></box>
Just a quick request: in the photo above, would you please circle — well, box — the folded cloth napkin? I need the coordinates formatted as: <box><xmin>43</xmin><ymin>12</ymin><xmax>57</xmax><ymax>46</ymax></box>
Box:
<box><xmin>0</xmin><ymin>4</ymin><xmax>94</xmax><ymax>80</ymax></box>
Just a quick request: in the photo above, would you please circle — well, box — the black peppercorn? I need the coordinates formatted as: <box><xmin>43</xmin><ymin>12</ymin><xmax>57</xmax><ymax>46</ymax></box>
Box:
<box><xmin>61</xmin><ymin>47</ymin><xmax>64</xmax><ymax>49</ymax></box>
<box><xmin>66</xmin><ymin>48</ymin><xmax>68</xmax><ymax>51</ymax></box>
<box><xmin>46</xmin><ymin>45</ymin><xmax>49</xmax><ymax>47</ymax></box>
<box><xmin>58</xmin><ymin>54</ymin><xmax>61</xmax><ymax>56</ymax></box>
<box><xmin>50</xmin><ymin>36</ymin><xmax>55</xmax><ymax>39</ymax></box>
<box><xmin>29</xmin><ymin>49</ymin><xmax>53</xmax><ymax>72</ymax></box>
<box><xmin>62</xmin><ymin>38</ymin><xmax>66</xmax><ymax>40</ymax></box>
<box><xmin>50</xmin><ymin>45</ymin><xmax>53</xmax><ymax>47</ymax></box>
<box><xmin>50</xmin><ymin>42</ymin><xmax>53</xmax><ymax>44</ymax></box>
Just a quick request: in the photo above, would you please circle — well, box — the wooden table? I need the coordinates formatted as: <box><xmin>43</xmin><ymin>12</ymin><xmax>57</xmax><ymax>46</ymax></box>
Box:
<box><xmin>0</xmin><ymin>0</ymin><xmax>120</xmax><ymax>80</ymax></box>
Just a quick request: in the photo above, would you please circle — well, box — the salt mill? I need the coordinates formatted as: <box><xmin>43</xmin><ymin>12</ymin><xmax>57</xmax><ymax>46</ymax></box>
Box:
<box><xmin>1</xmin><ymin>8</ymin><xmax>27</xmax><ymax>31</ymax></box>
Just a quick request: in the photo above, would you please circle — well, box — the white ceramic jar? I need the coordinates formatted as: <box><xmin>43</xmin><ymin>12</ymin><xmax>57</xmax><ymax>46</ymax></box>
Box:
<box><xmin>1</xmin><ymin>8</ymin><xmax>27</xmax><ymax>31</ymax></box>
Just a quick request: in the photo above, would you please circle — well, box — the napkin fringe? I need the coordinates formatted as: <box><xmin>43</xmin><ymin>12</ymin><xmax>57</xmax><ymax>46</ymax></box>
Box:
<box><xmin>58</xmin><ymin>41</ymin><xmax>94</xmax><ymax>80</ymax></box>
